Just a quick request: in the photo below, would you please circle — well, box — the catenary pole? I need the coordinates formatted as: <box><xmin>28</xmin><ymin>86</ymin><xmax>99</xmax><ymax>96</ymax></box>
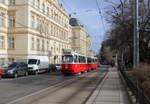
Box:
<box><xmin>133</xmin><ymin>0</ymin><xmax>139</xmax><ymax>68</ymax></box>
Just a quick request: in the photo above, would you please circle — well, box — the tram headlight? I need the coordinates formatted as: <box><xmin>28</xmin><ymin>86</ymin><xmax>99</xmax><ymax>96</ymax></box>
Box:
<box><xmin>65</xmin><ymin>64</ymin><xmax>68</xmax><ymax>69</ymax></box>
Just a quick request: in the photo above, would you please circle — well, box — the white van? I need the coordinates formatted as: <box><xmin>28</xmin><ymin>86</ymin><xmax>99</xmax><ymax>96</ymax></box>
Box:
<box><xmin>28</xmin><ymin>56</ymin><xmax>49</xmax><ymax>74</ymax></box>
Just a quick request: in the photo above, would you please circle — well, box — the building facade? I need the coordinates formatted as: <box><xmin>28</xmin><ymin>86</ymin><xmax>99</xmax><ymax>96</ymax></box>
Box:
<box><xmin>70</xmin><ymin>18</ymin><xmax>92</xmax><ymax>56</ymax></box>
<box><xmin>0</xmin><ymin>0</ymin><xmax>71</xmax><ymax>66</ymax></box>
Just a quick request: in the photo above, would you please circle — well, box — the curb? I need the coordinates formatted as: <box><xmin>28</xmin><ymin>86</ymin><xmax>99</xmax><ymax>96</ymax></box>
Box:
<box><xmin>118</xmin><ymin>70</ymin><xmax>136</xmax><ymax>104</ymax></box>
<box><xmin>85</xmin><ymin>69</ymin><xmax>109</xmax><ymax>103</ymax></box>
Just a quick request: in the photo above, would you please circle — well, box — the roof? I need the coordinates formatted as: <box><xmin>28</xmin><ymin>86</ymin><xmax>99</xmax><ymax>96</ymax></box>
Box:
<box><xmin>69</xmin><ymin>18</ymin><xmax>82</xmax><ymax>26</ymax></box>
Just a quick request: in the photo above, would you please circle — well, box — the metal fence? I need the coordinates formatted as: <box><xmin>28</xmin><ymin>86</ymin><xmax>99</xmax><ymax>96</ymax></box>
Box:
<box><xmin>119</xmin><ymin>67</ymin><xmax>150</xmax><ymax>104</ymax></box>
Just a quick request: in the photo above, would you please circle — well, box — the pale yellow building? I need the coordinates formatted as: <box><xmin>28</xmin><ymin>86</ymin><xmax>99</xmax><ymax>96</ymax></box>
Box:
<box><xmin>70</xmin><ymin>18</ymin><xmax>92</xmax><ymax>56</ymax></box>
<box><xmin>0</xmin><ymin>0</ymin><xmax>71</xmax><ymax>66</ymax></box>
<box><xmin>86</xmin><ymin>35</ymin><xmax>92</xmax><ymax>56</ymax></box>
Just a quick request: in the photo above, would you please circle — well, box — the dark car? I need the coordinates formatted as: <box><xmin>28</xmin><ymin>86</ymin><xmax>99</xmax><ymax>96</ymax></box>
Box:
<box><xmin>0</xmin><ymin>68</ymin><xmax>4</xmax><ymax>79</ymax></box>
<box><xmin>49</xmin><ymin>64</ymin><xmax>61</xmax><ymax>72</ymax></box>
<box><xmin>55</xmin><ymin>64</ymin><xmax>61</xmax><ymax>71</ymax></box>
<box><xmin>3</xmin><ymin>62</ymin><xmax>29</xmax><ymax>78</ymax></box>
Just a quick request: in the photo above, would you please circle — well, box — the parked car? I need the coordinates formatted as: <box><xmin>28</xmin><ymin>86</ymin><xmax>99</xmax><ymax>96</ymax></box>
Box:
<box><xmin>49</xmin><ymin>64</ymin><xmax>57</xmax><ymax>72</ymax></box>
<box><xmin>55</xmin><ymin>64</ymin><xmax>61</xmax><ymax>71</ymax></box>
<box><xmin>3</xmin><ymin>62</ymin><xmax>29</xmax><ymax>78</ymax></box>
<box><xmin>49</xmin><ymin>64</ymin><xmax>61</xmax><ymax>72</ymax></box>
<box><xmin>0</xmin><ymin>68</ymin><xmax>4</xmax><ymax>79</ymax></box>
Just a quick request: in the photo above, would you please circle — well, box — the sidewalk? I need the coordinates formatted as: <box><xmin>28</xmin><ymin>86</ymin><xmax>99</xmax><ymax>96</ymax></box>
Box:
<box><xmin>86</xmin><ymin>67</ymin><xmax>131</xmax><ymax>104</ymax></box>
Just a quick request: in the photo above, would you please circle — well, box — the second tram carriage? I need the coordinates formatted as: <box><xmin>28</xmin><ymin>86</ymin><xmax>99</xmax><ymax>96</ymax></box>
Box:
<box><xmin>61</xmin><ymin>49</ymin><xmax>99</xmax><ymax>74</ymax></box>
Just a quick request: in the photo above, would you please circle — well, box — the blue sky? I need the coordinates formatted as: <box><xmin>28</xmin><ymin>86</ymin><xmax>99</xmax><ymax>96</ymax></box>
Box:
<box><xmin>58</xmin><ymin>0</ymin><xmax>110</xmax><ymax>53</ymax></box>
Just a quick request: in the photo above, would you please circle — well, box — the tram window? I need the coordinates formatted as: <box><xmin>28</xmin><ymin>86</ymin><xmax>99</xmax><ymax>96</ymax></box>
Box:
<box><xmin>79</xmin><ymin>56</ymin><xmax>81</xmax><ymax>63</ymax></box>
<box><xmin>93</xmin><ymin>59</ymin><xmax>94</xmax><ymax>62</ymax></box>
<box><xmin>74</xmin><ymin>55</ymin><xmax>78</xmax><ymax>63</ymax></box>
<box><xmin>91</xmin><ymin>59</ymin><xmax>93</xmax><ymax>63</ymax></box>
<box><xmin>91</xmin><ymin>59</ymin><xmax>94</xmax><ymax>63</ymax></box>
<box><xmin>62</xmin><ymin>55</ymin><xmax>73</xmax><ymax>63</ymax></box>
<box><xmin>79</xmin><ymin>56</ymin><xmax>86</xmax><ymax>63</ymax></box>
<box><xmin>87</xmin><ymin>58</ymin><xmax>92</xmax><ymax>63</ymax></box>
<box><xmin>82</xmin><ymin>57</ymin><xmax>86</xmax><ymax>63</ymax></box>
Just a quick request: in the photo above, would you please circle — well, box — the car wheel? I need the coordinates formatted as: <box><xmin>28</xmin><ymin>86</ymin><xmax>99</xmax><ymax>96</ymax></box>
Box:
<box><xmin>25</xmin><ymin>71</ymin><xmax>28</xmax><ymax>76</ymax></box>
<box><xmin>14</xmin><ymin>73</ymin><xmax>18</xmax><ymax>78</ymax></box>
<box><xmin>35</xmin><ymin>70</ymin><xmax>38</xmax><ymax>75</ymax></box>
<box><xmin>0</xmin><ymin>75</ymin><xmax>1</xmax><ymax>80</ymax></box>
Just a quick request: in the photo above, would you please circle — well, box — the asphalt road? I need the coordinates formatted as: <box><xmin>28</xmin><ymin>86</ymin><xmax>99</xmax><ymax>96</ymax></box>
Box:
<box><xmin>0</xmin><ymin>68</ymin><xmax>108</xmax><ymax>104</ymax></box>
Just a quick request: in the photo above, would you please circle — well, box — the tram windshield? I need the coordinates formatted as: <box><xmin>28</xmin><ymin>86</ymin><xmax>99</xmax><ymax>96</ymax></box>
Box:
<box><xmin>62</xmin><ymin>55</ymin><xmax>73</xmax><ymax>63</ymax></box>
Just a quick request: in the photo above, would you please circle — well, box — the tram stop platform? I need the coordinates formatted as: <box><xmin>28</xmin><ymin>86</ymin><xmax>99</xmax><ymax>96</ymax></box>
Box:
<box><xmin>86</xmin><ymin>67</ymin><xmax>131</xmax><ymax>104</ymax></box>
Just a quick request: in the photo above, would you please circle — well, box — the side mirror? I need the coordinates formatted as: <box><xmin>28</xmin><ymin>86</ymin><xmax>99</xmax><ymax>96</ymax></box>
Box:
<box><xmin>37</xmin><ymin>60</ymin><xmax>40</xmax><ymax>65</ymax></box>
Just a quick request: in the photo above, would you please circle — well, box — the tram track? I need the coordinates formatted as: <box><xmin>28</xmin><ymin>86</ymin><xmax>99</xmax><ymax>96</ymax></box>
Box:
<box><xmin>8</xmin><ymin>68</ymin><xmax>108</xmax><ymax>104</ymax></box>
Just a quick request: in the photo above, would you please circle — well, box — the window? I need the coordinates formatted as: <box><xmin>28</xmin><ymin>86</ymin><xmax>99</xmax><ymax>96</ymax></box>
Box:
<box><xmin>0</xmin><ymin>58</ymin><xmax>5</xmax><ymax>67</ymax></box>
<box><xmin>54</xmin><ymin>27</ymin><xmax>55</xmax><ymax>36</ymax></box>
<box><xmin>0</xmin><ymin>13</ymin><xmax>5</xmax><ymax>27</ymax></box>
<box><xmin>42</xmin><ymin>3</ymin><xmax>45</xmax><ymax>13</ymax></box>
<box><xmin>51</xmin><ymin>25</ymin><xmax>53</xmax><ymax>35</ymax></box>
<box><xmin>31</xmin><ymin>0</ymin><xmax>35</xmax><ymax>5</ymax></box>
<box><xmin>31</xmin><ymin>16</ymin><xmax>35</xmax><ymax>28</ymax></box>
<box><xmin>31</xmin><ymin>37</ymin><xmax>34</xmax><ymax>50</ymax></box>
<box><xmin>51</xmin><ymin>9</ymin><xmax>54</xmax><ymax>19</ymax></box>
<box><xmin>62</xmin><ymin>55</ymin><xmax>73</xmax><ymax>63</ymax></box>
<box><xmin>37</xmin><ymin>39</ymin><xmax>40</xmax><ymax>51</ymax></box>
<box><xmin>8</xmin><ymin>58</ymin><xmax>14</xmax><ymax>63</ymax></box>
<box><xmin>37</xmin><ymin>0</ymin><xmax>40</xmax><ymax>8</ymax></box>
<box><xmin>87</xmin><ymin>58</ymin><xmax>92</xmax><ymax>63</ymax></box>
<box><xmin>46</xmin><ymin>24</ymin><xmax>49</xmax><ymax>34</ymax></box>
<box><xmin>8</xmin><ymin>15</ymin><xmax>15</xmax><ymax>27</ymax></box>
<box><xmin>42</xmin><ymin>40</ymin><xmax>44</xmax><ymax>51</ymax></box>
<box><xmin>36</xmin><ymin>18</ymin><xmax>40</xmax><ymax>30</ymax></box>
<box><xmin>79</xmin><ymin>56</ymin><xmax>86</xmax><ymax>63</ymax></box>
<box><xmin>28</xmin><ymin>59</ymin><xmax>37</xmax><ymax>65</ymax></box>
<box><xmin>47</xmin><ymin>7</ymin><xmax>49</xmax><ymax>15</ymax></box>
<box><xmin>47</xmin><ymin>41</ymin><xmax>49</xmax><ymax>51</ymax></box>
<box><xmin>8</xmin><ymin>37</ymin><xmax>15</xmax><ymax>49</ymax></box>
<box><xmin>9</xmin><ymin>0</ymin><xmax>15</xmax><ymax>5</ymax></box>
<box><xmin>74</xmin><ymin>55</ymin><xmax>78</xmax><ymax>63</ymax></box>
<box><xmin>0</xmin><ymin>36</ymin><xmax>4</xmax><ymax>49</ymax></box>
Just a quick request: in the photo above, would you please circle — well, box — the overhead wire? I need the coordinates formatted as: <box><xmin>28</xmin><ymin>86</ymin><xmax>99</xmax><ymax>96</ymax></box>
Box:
<box><xmin>92</xmin><ymin>0</ymin><xmax>106</xmax><ymax>53</ymax></box>
<box><xmin>60</xmin><ymin>0</ymin><xmax>77</xmax><ymax>17</ymax></box>
<box><xmin>95</xmin><ymin>0</ymin><xmax>106</xmax><ymax>32</ymax></box>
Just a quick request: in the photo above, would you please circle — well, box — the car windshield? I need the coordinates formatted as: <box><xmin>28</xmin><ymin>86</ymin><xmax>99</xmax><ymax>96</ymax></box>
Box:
<box><xmin>28</xmin><ymin>59</ymin><xmax>37</xmax><ymax>65</ymax></box>
<box><xmin>8</xmin><ymin>63</ymin><xmax>17</xmax><ymax>68</ymax></box>
<box><xmin>62</xmin><ymin>55</ymin><xmax>73</xmax><ymax>63</ymax></box>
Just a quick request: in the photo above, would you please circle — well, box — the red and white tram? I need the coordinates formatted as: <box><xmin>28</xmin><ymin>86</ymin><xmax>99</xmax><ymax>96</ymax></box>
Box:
<box><xmin>61</xmin><ymin>49</ymin><xmax>99</xmax><ymax>74</ymax></box>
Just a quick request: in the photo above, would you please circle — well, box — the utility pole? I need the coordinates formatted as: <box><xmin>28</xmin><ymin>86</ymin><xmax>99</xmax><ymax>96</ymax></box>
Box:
<box><xmin>133</xmin><ymin>0</ymin><xmax>139</xmax><ymax>68</ymax></box>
